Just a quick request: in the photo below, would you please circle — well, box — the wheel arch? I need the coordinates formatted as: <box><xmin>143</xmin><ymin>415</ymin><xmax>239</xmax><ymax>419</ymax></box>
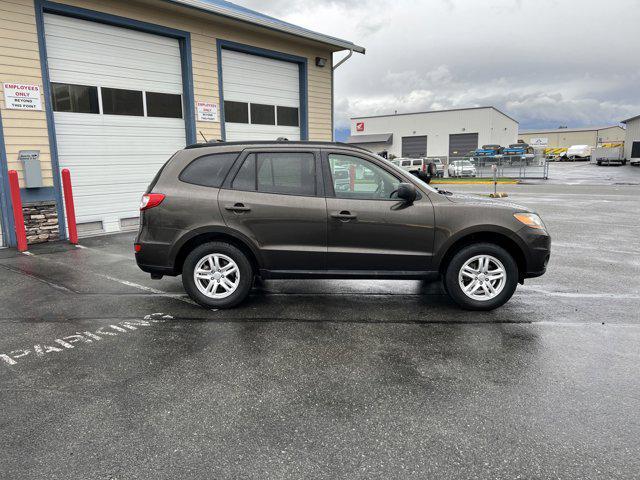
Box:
<box><xmin>171</xmin><ymin>227</ymin><xmax>262</xmax><ymax>275</ymax></box>
<box><xmin>436</xmin><ymin>228</ymin><xmax>527</xmax><ymax>282</ymax></box>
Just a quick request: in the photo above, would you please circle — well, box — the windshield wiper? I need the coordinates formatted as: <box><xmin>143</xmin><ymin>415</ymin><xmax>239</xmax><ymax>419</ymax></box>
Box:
<box><xmin>437</xmin><ymin>188</ymin><xmax>453</xmax><ymax>195</ymax></box>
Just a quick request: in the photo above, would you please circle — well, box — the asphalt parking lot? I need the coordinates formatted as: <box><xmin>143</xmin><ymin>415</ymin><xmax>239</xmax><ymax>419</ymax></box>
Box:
<box><xmin>1</xmin><ymin>162</ymin><xmax>639</xmax><ymax>479</ymax></box>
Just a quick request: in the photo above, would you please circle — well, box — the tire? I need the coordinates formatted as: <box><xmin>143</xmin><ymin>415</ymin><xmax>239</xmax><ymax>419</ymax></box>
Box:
<box><xmin>444</xmin><ymin>243</ymin><xmax>518</xmax><ymax>311</ymax></box>
<box><xmin>182</xmin><ymin>242</ymin><xmax>253</xmax><ymax>309</ymax></box>
<box><xmin>597</xmin><ymin>160</ymin><xmax>602</xmax><ymax>166</ymax></box>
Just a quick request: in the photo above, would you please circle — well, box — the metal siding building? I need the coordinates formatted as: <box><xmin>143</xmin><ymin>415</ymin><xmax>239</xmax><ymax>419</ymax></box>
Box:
<box><xmin>347</xmin><ymin>107</ymin><xmax>518</xmax><ymax>158</ymax></box>
<box><xmin>518</xmin><ymin>126</ymin><xmax>625</xmax><ymax>149</ymax></box>
<box><xmin>0</xmin><ymin>0</ymin><xmax>363</xmax><ymax>247</ymax></box>
<box><xmin>622</xmin><ymin>115</ymin><xmax>640</xmax><ymax>161</ymax></box>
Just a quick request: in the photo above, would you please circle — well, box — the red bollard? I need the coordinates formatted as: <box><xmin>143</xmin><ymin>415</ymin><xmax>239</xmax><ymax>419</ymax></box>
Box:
<box><xmin>8</xmin><ymin>170</ymin><xmax>28</xmax><ymax>252</ymax></box>
<box><xmin>61</xmin><ymin>168</ymin><xmax>78</xmax><ymax>245</ymax></box>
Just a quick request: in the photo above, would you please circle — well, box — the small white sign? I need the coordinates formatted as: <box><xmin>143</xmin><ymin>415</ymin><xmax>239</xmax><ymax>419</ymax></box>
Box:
<box><xmin>529</xmin><ymin>137</ymin><xmax>548</xmax><ymax>147</ymax></box>
<box><xmin>3</xmin><ymin>83</ymin><xmax>42</xmax><ymax>110</ymax></box>
<box><xmin>197</xmin><ymin>101</ymin><xmax>218</xmax><ymax>122</ymax></box>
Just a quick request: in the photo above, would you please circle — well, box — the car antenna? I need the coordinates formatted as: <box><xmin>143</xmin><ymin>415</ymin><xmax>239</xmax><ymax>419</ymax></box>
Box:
<box><xmin>199</xmin><ymin>131</ymin><xmax>209</xmax><ymax>143</ymax></box>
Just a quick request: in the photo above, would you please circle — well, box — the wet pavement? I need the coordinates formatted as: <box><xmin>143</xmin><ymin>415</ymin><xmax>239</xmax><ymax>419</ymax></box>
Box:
<box><xmin>1</xmin><ymin>180</ymin><xmax>639</xmax><ymax>479</ymax></box>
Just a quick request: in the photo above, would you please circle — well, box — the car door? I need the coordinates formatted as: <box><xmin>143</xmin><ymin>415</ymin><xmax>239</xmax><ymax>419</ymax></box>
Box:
<box><xmin>322</xmin><ymin>150</ymin><xmax>435</xmax><ymax>272</ymax></box>
<box><xmin>219</xmin><ymin>149</ymin><xmax>327</xmax><ymax>271</ymax></box>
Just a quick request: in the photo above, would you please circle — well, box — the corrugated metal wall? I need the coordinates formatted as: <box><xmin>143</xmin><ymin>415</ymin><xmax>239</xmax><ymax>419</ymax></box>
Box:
<box><xmin>624</xmin><ymin>119</ymin><xmax>640</xmax><ymax>160</ymax></box>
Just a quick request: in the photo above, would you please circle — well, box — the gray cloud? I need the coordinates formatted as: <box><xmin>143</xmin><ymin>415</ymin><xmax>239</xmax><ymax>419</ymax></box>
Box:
<box><xmin>235</xmin><ymin>0</ymin><xmax>640</xmax><ymax>129</ymax></box>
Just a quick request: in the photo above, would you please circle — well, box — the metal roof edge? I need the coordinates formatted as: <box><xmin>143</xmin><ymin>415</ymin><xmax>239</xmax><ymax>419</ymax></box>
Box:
<box><xmin>165</xmin><ymin>0</ymin><xmax>365</xmax><ymax>53</ymax></box>
<box><xmin>351</xmin><ymin>106</ymin><xmax>518</xmax><ymax>123</ymax></box>
<box><xmin>519</xmin><ymin>125</ymin><xmax>624</xmax><ymax>134</ymax></box>
<box><xmin>621</xmin><ymin>115</ymin><xmax>640</xmax><ymax>124</ymax></box>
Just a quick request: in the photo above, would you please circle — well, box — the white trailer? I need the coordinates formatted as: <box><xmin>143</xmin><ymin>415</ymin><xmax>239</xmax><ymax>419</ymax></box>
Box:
<box><xmin>591</xmin><ymin>146</ymin><xmax>626</xmax><ymax>166</ymax></box>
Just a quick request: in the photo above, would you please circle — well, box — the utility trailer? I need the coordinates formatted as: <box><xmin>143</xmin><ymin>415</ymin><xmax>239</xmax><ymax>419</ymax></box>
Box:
<box><xmin>591</xmin><ymin>146</ymin><xmax>626</xmax><ymax>166</ymax></box>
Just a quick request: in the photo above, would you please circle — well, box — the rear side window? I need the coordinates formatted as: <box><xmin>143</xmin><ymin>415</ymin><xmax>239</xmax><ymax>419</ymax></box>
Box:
<box><xmin>412</xmin><ymin>159</ymin><xmax>422</xmax><ymax>166</ymax></box>
<box><xmin>231</xmin><ymin>152</ymin><xmax>316</xmax><ymax>196</ymax></box>
<box><xmin>179</xmin><ymin>153</ymin><xmax>239</xmax><ymax>188</ymax></box>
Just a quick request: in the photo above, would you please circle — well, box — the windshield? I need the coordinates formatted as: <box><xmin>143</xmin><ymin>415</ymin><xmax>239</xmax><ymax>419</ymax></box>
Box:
<box><xmin>380</xmin><ymin>155</ymin><xmax>438</xmax><ymax>193</ymax></box>
<box><xmin>455</xmin><ymin>161</ymin><xmax>473</xmax><ymax>167</ymax></box>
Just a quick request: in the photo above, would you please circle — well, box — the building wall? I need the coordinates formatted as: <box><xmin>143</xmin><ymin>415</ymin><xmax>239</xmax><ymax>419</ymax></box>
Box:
<box><xmin>518</xmin><ymin>126</ymin><xmax>625</xmax><ymax>149</ymax></box>
<box><xmin>0</xmin><ymin>0</ymin><xmax>335</xmax><ymax>189</ymax></box>
<box><xmin>489</xmin><ymin>109</ymin><xmax>519</xmax><ymax>148</ymax></box>
<box><xmin>350</xmin><ymin>108</ymin><xmax>518</xmax><ymax>158</ymax></box>
<box><xmin>624</xmin><ymin>118</ymin><xmax>640</xmax><ymax>160</ymax></box>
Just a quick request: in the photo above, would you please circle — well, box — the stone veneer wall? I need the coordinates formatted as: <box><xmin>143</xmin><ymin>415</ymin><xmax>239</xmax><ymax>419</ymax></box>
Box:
<box><xmin>23</xmin><ymin>201</ymin><xmax>59</xmax><ymax>245</ymax></box>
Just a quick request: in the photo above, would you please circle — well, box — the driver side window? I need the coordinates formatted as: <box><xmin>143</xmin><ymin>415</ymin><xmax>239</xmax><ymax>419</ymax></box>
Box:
<box><xmin>328</xmin><ymin>154</ymin><xmax>401</xmax><ymax>200</ymax></box>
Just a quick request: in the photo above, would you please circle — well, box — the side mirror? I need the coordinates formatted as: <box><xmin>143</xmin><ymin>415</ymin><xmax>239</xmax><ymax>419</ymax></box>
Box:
<box><xmin>396</xmin><ymin>182</ymin><xmax>417</xmax><ymax>204</ymax></box>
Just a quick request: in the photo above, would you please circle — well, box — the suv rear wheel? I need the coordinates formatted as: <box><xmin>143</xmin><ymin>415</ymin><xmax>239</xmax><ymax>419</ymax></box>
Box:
<box><xmin>444</xmin><ymin>243</ymin><xmax>518</xmax><ymax>311</ymax></box>
<box><xmin>182</xmin><ymin>242</ymin><xmax>253</xmax><ymax>309</ymax></box>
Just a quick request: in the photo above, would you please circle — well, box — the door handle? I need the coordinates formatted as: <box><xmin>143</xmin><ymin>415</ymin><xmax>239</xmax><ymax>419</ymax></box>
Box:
<box><xmin>331</xmin><ymin>210</ymin><xmax>357</xmax><ymax>220</ymax></box>
<box><xmin>225</xmin><ymin>203</ymin><xmax>251</xmax><ymax>212</ymax></box>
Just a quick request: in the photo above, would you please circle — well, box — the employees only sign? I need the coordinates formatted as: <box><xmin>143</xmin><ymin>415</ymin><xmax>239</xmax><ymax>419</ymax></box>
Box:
<box><xmin>3</xmin><ymin>83</ymin><xmax>42</xmax><ymax>110</ymax></box>
<box><xmin>197</xmin><ymin>101</ymin><xmax>218</xmax><ymax>122</ymax></box>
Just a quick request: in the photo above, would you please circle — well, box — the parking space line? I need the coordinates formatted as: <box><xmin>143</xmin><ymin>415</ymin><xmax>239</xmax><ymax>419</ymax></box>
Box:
<box><xmin>0</xmin><ymin>264</ymin><xmax>75</xmax><ymax>293</ymax></box>
<box><xmin>520</xmin><ymin>286</ymin><xmax>640</xmax><ymax>300</ymax></box>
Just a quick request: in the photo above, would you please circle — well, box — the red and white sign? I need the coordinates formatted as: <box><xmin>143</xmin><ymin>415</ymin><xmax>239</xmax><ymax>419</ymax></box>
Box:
<box><xmin>356</xmin><ymin>122</ymin><xmax>365</xmax><ymax>132</ymax></box>
<box><xmin>3</xmin><ymin>83</ymin><xmax>42</xmax><ymax>110</ymax></box>
<box><xmin>196</xmin><ymin>101</ymin><xmax>218</xmax><ymax>122</ymax></box>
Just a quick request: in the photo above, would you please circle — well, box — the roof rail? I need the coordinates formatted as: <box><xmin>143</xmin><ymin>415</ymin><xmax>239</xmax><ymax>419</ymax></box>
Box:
<box><xmin>183</xmin><ymin>140</ymin><xmax>371</xmax><ymax>151</ymax></box>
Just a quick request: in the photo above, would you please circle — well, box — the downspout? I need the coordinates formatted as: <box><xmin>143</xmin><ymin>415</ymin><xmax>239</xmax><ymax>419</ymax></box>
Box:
<box><xmin>333</xmin><ymin>49</ymin><xmax>353</xmax><ymax>70</ymax></box>
<box><xmin>331</xmin><ymin>49</ymin><xmax>354</xmax><ymax>141</ymax></box>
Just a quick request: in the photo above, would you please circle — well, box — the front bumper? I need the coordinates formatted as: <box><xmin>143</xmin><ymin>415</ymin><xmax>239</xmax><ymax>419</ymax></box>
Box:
<box><xmin>516</xmin><ymin>227</ymin><xmax>551</xmax><ymax>279</ymax></box>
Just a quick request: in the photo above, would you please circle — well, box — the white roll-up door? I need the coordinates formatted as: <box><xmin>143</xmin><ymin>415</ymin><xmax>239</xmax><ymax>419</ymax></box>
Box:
<box><xmin>44</xmin><ymin>14</ymin><xmax>186</xmax><ymax>235</ymax></box>
<box><xmin>221</xmin><ymin>49</ymin><xmax>301</xmax><ymax>141</ymax></box>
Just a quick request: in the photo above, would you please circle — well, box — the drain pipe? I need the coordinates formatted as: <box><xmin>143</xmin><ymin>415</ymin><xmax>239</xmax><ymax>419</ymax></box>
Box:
<box><xmin>331</xmin><ymin>49</ymin><xmax>354</xmax><ymax>141</ymax></box>
<box><xmin>333</xmin><ymin>49</ymin><xmax>353</xmax><ymax>70</ymax></box>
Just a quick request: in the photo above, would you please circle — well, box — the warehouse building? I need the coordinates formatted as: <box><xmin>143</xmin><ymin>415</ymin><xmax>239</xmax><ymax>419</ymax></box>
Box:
<box><xmin>622</xmin><ymin>115</ymin><xmax>640</xmax><ymax>162</ymax></box>
<box><xmin>0</xmin><ymin>0</ymin><xmax>364</xmax><ymax>248</ymax></box>
<box><xmin>346</xmin><ymin>107</ymin><xmax>518</xmax><ymax>159</ymax></box>
<box><xmin>518</xmin><ymin>125</ymin><xmax>625</xmax><ymax>149</ymax></box>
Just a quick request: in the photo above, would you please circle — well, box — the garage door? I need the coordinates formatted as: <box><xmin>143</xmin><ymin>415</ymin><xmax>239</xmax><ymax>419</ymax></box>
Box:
<box><xmin>401</xmin><ymin>136</ymin><xmax>427</xmax><ymax>158</ymax></box>
<box><xmin>449</xmin><ymin>133</ymin><xmax>478</xmax><ymax>158</ymax></box>
<box><xmin>43</xmin><ymin>14</ymin><xmax>186</xmax><ymax>235</ymax></box>
<box><xmin>221</xmin><ymin>49</ymin><xmax>300</xmax><ymax>141</ymax></box>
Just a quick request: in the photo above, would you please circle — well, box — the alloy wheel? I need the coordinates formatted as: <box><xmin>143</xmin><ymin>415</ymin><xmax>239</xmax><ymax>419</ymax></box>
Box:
<box><xmin>458</xmin><ymin>254</ymin><xmax>506</xmax><ymax>301</ymax></box>
<box><xmin>193</xmin><ymin>253</ymin><xmax>240</xmax><ymax>299</ymax></box>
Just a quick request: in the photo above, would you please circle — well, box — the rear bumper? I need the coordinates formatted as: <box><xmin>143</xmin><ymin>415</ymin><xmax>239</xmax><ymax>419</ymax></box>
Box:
<box><xmin>135</xmin><ymin>239</ymin><xmax>177</xmax><ymax>276</ymax></box>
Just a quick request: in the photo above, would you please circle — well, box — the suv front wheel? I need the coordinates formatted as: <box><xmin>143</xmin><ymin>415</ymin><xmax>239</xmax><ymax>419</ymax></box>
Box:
<box><xmin>182</xmin><ymin>242</ymin><xmax>253</xmax><ymax>309</ymax></box>
<box><xmin>444</xmin><ymin>243</ymin><xmax>518</xmax><ymax>311</ymax></box>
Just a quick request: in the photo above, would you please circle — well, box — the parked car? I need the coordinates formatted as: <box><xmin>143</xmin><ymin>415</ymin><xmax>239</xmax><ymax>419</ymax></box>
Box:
<box><xmin>563</xmin><ymin>145</ymin><xmax>592</xmax><ymax>161</ymax></box>
<box><xmin>392</xmin><ymin>157</ymin><xmax>435</xmax><ymax>181</ymax></box>
<box><xmin>430</xmin><ymin>158</ymin><xmax>445</xmax><ymax>177</ymax></box>
<box><xmin>448</xmin><ymin>160</ymin><xmax>477</xmax><ymax>177</ymax></box>
<box><xmin>135</xmin><ymin>141</ymin><xmax>550</xmax><ymax>311</ymax></box>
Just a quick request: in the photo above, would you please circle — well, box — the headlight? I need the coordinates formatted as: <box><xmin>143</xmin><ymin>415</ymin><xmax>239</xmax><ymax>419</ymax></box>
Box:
<box><xmin>514</xmin><ymin>212</ymin><xmax>546</xmax><ymax>230</ymax></box>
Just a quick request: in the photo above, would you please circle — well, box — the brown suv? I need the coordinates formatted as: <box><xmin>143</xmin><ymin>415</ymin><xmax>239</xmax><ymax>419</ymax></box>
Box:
<box><xmin>135</xmin><ymin>141</ymin><xmax>550</xmax><ymax>311</ymax></box>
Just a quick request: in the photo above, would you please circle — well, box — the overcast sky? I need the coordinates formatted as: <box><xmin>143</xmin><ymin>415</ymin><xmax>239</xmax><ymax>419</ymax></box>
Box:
<box><xmin>235</xmin><ymin>0</ymin><xmax>640</xmax><ymax>135</ymax></box>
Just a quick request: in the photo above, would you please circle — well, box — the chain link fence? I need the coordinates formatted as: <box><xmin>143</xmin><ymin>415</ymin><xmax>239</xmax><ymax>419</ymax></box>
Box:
<box><xmin>445</xmin><ymin>154</ymin><xmax>549</xmax><ymax>180</ymax></box>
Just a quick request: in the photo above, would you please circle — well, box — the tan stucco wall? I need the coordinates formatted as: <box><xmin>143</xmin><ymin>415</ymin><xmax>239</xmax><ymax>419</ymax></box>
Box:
<box><xmin>518</xmin><ymin>126</ymin><xmax>625</xmax><ymax>149</ymax></box>
<box><xmin>0</xmin><ymin>0</ymin><xmax>335</xmax><ymax>187</ymax></box>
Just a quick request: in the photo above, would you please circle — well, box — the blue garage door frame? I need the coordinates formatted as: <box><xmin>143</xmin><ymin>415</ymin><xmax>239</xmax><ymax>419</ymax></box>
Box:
<box><xmin>33</xmin><ymin>0</ymin><xmax>196</xmax><ymax>241</ymax></box>
<box><xmin>0</xmin><ymin>109</ymin><xmax>15</xmax><ymax>246</ymax></box>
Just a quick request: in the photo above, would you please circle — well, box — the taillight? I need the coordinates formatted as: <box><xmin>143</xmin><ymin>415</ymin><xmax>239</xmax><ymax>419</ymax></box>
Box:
<box><xmin>422</xmin><ymin>163</ymin><xmax>426</xmax><ymax>172</ymax></box>
<box><xmin>140</xmin><ymin>193</ymin><xmax>165</xmax><ymax>211</ymax></box>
